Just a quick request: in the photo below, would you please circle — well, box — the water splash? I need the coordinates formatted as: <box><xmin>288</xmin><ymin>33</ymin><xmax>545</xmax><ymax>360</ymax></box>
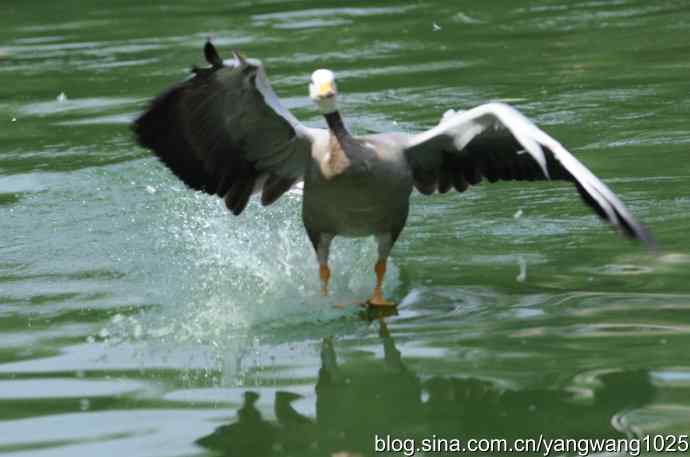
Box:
<box><xmin>104</xmin><ymin>178</ymin><xmax>399</xmax><ymax>355</ymax></box>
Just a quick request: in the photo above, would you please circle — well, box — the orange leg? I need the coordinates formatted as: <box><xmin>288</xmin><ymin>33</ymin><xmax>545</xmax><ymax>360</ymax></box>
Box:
<box><xmin>320</xmin><ymin>264</ymin><xmax>331</xmax><ymax>296</ymax></box>
<box><xmin>367</xmin><ymin>259</ymin><xmax>395</xmax><ymax>307</ymax></box>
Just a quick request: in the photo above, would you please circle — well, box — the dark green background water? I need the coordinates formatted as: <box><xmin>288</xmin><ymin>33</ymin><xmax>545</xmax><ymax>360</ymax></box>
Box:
<box><xmin>1</xmin><ymin>1</ymin><xmax>689</xmax><ymax>455</ymax></box>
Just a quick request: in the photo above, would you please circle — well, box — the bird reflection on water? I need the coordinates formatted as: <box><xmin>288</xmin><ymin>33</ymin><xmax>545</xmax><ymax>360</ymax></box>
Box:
<box><xmin>197</xmin><ymin>317</ymin><xmax>653</xmax><ymax>456</ymax></box>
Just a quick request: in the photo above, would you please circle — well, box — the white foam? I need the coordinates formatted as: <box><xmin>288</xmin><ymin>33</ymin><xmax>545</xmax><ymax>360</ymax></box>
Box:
<box><xmin>104</xmin><ymin>187</ymin><xmax>399</xmax><ymax>356</ymax></box>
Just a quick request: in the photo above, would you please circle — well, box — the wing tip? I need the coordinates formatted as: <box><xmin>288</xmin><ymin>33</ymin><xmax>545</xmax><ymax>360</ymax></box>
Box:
<box><xmin>614</xmin><ymin>209</ymin><xmax>658</xmax><ymax>254</ymax></box>
<box><xmin>204</xmin><ymin>39</ymin><xmax>223</xmax><ymax>68</ymax></box>
<box><xmin>633</xmin><ymin>224</ymin><xmax>658</xmax><ymax>255</ymax></box>
<box><xmin>201</xmin><ymin>40</ymin><xmax>250</xmax><ymax>71</ymax></box>
<box><xmin>231</xmin><ymin>49</ymin><xmax>248</xmax><ymax>67</ymax></box>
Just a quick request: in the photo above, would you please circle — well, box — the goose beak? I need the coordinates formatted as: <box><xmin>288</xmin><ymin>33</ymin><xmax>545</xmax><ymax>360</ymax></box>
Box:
<box><xmin>317</xmin><ymin>81</ymin><xmax>335</xmax><ymax>98</ymax></box>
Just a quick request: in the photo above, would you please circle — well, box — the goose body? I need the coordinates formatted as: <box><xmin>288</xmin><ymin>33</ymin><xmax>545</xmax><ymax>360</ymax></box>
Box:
<box><xmin>133</xmin><ymin>42</ymin><xmax>655</xmax><ymax>307</ymax></box>
<box><xmin>304</xmin><ymin>130</ymin><xmax>413</xmax><ymax>238</ymax></box>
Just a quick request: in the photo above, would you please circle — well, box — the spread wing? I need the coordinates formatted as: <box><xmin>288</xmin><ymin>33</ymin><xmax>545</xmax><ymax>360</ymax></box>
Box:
<box><xmin>404</xmin><ymin>102</ymin><xmax>655</xmax><ymax>248</ymax></box>
<box><xmin>133</xmin><ymin>41</ymin><xmax>323</xmax><ymax>215</ymax></box>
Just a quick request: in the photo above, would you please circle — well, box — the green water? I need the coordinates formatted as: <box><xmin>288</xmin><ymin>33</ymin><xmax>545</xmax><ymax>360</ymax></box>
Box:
<box><xmin>2</xmin><ymin>1</ymin><xmax>690</xmax><ymax>455</ymax></box>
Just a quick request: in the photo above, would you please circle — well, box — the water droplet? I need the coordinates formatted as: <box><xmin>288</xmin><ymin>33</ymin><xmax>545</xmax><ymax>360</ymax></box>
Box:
<box><xmin>516</xmin><ymin>256</ymin><xmax>527</xmax><ymax>282</ymax></box>
<box><xmin>421</xmin><ymin>390</ymin><xmax>430</xmax><ymax>402</ymax></box>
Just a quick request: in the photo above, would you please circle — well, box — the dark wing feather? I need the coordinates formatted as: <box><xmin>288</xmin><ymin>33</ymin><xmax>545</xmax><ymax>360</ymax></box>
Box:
<box><xmin>133</xmin><ymin>41</ymin><xmax>316</xmax><ymax>215</ymax></box>
<box><xmin>404</xmin><ymin>103</ymin><xmax>655</xmax><ymax>249</ymax></box>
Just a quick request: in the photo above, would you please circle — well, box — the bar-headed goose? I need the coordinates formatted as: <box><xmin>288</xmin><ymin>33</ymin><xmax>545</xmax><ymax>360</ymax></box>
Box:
<box><xmin>133</xmin><ymin>41</ymin><xmax>654</xmax><ymax>307</ymax></box>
